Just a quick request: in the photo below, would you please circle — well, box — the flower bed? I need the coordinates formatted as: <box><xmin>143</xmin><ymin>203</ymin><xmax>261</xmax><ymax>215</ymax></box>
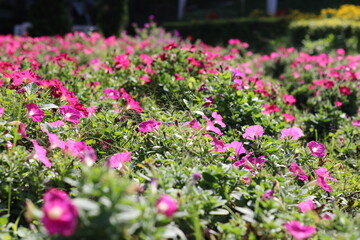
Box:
<box><xmin>0</xmin><ymin>21</ymin><xmax>359</xmax><ymax>239</ymax></box>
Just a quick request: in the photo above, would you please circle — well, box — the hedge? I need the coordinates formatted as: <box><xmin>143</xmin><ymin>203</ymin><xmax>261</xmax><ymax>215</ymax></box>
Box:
<box><xmin>163</xmin><ymin>18</ymin><xmax>290</xmax><ymax>51</ymax></box>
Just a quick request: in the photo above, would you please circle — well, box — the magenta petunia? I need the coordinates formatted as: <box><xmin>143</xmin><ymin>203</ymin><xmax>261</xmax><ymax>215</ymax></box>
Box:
<box><xmin>0</xmin><ymin>107</ymin><xmax>4</xmax><ymax>117</ymax></box>
<box><xmin>156</xmin><ymin>194</ymin><xmax>178</xmax><ymax>218</ymax></box>
<box><xmin>41</xmin><ymin>188</ymin><xmax>78</xmax><ymax>236</ymax></box>
<box><xmin>26</xmin><ymin>103</ymin><xmax>45</xmax><ymax>122</ymax></box>
<box><xmin>338</xmin><ymin>86</ymin><xmax>351</xmax><ymax>95</ymax></box>
<box><xmin>314</xmin><ymin>167</ymin><xmax>337</xmax><ymax>192</ymax></box>
<box><xmin>283</xmin><ymin>94</ymin><xmax>296</xmax><ymax>105</ymax></box>
<box><xmin>18</xmin><ymin>122</ymin><xmax>27</xmax><ymax>138</ymax></box>
<box><xmin>48</xmin><ymin>120</ymin><xmax>65</xmax><ymax>128</ymax></box>
<box><xmin>31</xmin><ymin>140</ymin><xmax>51</xmax><ymax>167</ymax></box>
<box><xmin>210</xmin><ymin>135</ymin><xmax>227</xmax><ymax>153</ymax></box>
<box><xmin>211</xmin><ymin>112</ymin><xmax>226</xmax><ymax>128</ymax></box>
<box><xmin>289</xmin><ymin>162</ymin><xmax>309</xmax><ymax>181</ymax></box>
<box><xmin>282</xmin><ymin>113</ymin><xmax>296</xmax><ymax>123</ymax></box>
<box><xmin>104</xmin><ymin>88</ymin><xmax>120</xmax><ymax>99</ymax></box>
<box><xmin>47</xmin><ymin>132</ymin><xmax>66</xmax><ymax>150</ymax></box>
<box><xmin>203</xmin><ymin>115</ymin><xmax>222</xmax><ymax>135</ymax></box>
<box><xmin>59</xmin><ymin>105</ymin><xmax>82</xmax><ymax>124</ymax></box>
<box><xmin>225</xmin><ymin>141</ymin><xmax>246</xmax><ymax>156</ymax></box>
<box><xmin>242</xmin><ymin>125</ymin><xmax>264</xmax><ymax>140</ymax></box>
<box><xmin>297</xmin><ymin>199</ymin><xmax>315</xmax><ymax>213</ymax></box>
<box><xmin>284</xmin><ymin>221</ymin><xmax>316</xmax><ymax>240</ymax></box>
<box><xmin>280</xmin><ymin>127</ymin><xmax>304</xmax><ymax>140</ymax></box>
<box><xmin>308</xmin><ymin>141</ymin><xmax>326</xmax><ymax>158</ymax></box>
<box><xmin>138</xmin><ymin>119</ymin><xmax>162</xmax><ymax>134</ymax></box>
<box><xmin>183</xmin><ymin>118</ymin><xmax>202</xmax><ymax>130</ymax></box>
<box><xmin>352</xmin><ymin>120</ymin><xmax>360</xmax><ymax>127</ymax></box>
<box><xmin>262</xmin><ymin>189</ymin><xmax>274</xmax><ymax>200</ymax></box>
<box><xmin>63</xmin><ymin>140</ymin><xmax>97</xmax><ymax>163</ymax></box>
<box><xmin>106</xmin><ymin>151</ymin><xmax>132</xmax><ymax>169</ymax></box>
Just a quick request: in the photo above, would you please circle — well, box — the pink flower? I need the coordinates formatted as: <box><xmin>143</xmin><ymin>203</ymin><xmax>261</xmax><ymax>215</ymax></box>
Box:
<box><xmin>156</xmin><ymin>194</ymin><xmax>178</xmax><ymax>217</ymax></box>
<box><xmin>183</xmin><ymin>118</ymin><xmax>202</xmax><ymax>130</ymax></box>
<box><xmin>211</xmin><ymin>112</ymin><xmax>226</xmax><ymax>128</ymax></box>
<box><xmin>106</xmin><ymin>152</ymin><xmax>132</xmax><ymax>169</ymax></box>
<box><xmin>289</xmin><ymin>162</ymin><xmax>309</xmax><ymax>181</ymax></box>
<box><xmin>308</xmin><ymin>141</ymin><xmax>326</xmax><ymax>158</ymax></box>
<box><xmin>225</xmin><ymin>141</ymin><xmax>246</xmax><ymax>156</ymax></box>
<box><xmin>339</xmin><ymin>86</ymin><xmax>351</xmax><ymax>95</ymax></box>
<box><xmin>59</xmin><ymin>105</ymin><xmax>82</xmax><ymax>125</ymax></box>
<box><xmin>41</xmin><ymin>188</ymin><xmax>78</xmax><ymax>236</ymax></box>
<box><xmin>298</xmin><ymin>199</ymin><xmax>315</xmax><ymax>213</ymax></box>
<box><xmin>31</xmin><ymin>140</ymin><xmax>51</xmax><ymax>167</ymax></box>
<box><xmin>104</xmin><ymin>88</ymin><xmax>120</xmax><ymax>99</ymax></box>
<box><xmin>210</xmin><ymin>136</ymin><xmax>227</xmax><ymax>152</ymax></box>
<box><xmin>138</xmin><ymin>119</ymin><xmax>162</xmax><ymax>134</ymax></box>
<box><xmin>352</xmin><ymin>120</ymin><xmax>360</xmax><ymax>127</ymax></box>
<box><xmin>262</xmin><ymin>189</ymin><xmax>274</xmax><ymax>200</ymax></box>
<box><xmin>47</xmin><ymin>132</ymin><xmax>66</xmax><ymax>150</ymax></box>
<box><xmin>203</xmin><ymin>115</ymin><xmax>222</xmax><ymax>135</ymax></box>
<box><xmin>48</xmin><ymin>120</ymin><xmax>65</xmax><ymax>128</ymax></box>
<box><xmin>114</xmin><ymin>54</ymin><xmax>130</xmax><ymax>69</ymax></box>
<box><xmin>280</xmin><ymin>127</ymin><xmax>304</xmax><ymax>140</ymax></box>
<box><xmin>63</xmin><ymin>140</ymin><xmax>97</xmax><ymax>163</ymax></box>
<box><xmin>315</xmin><ymin>167</ymin><xmax>337</xmax><ymax>192</ymax></box>
<box><xmin>283</xmin><ymin>94</ymin><xmax>296</xmax><ymax>105</ymax></box>
<box><xmin>284</xmin><ymin>221</ymin><xmax>316</xmax><ymax>240</ymax></box>
<box><xmin>335</xmin><ymin>100</ymin><xmax>343</xmax><ymax>107</ymax></box>
<box><xmin>18</xmin><ymin>122</ymin><xmax>27</xmax><ymax>138</ymax></box>
<box><xmin>242</xmin><ymin>125</ymin><xmax>264</xmax><ymax>140</ymax></box>
<box><xmin>140</xmin><ymin>53</ymin><xmax>153</xmax><ymax>65</ymax></box>
<box><xmin>0</xmin><ymin>107</ymin><xmax>4</xmax><ymax>117</ymax></box>
<box><xmin>120</xmin><ymin>88</ymin><xmax>143</xmax><ymax>113</ymax></box>
<box><xmin>262</xmin><ymin>103</ymin><xmax>280</xmax><ymax>114</ymax></box>
<box><xmin>282</xmin><ymin>113</ymin><xmax>296</xmax><ymax>123</ymax></box>
<box><xmin>26</xmin><ymin>103</ymin><xmax>45</xmax><ymax>122</ymax></box>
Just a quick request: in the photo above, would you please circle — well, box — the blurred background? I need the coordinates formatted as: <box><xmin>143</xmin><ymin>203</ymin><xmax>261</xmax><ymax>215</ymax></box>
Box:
<box><xmin>1</xmin><ymin>0</ymin><xmax>360</xmax><ymax>53</ymax></box>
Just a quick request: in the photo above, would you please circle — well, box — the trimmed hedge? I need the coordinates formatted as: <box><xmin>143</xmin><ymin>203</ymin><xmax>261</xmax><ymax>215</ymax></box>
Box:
<box><xmin>163</xmin><ymin>18</ymin><xmax>290</xmax><ymax>51</ymax></box>
<box><xmin>289</xmin><ymin>18</ymin><xmax>360</xmax><ymax>51</ymax></box>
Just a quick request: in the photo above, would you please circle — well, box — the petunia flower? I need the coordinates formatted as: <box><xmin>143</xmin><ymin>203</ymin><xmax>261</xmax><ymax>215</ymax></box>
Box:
<box><xmin>280</xmin><ymin>127</ymin><xmax>304</xmax><ymax>140</ymax></box>
<box><xmin>210</xmin><ymin>135</ymin><xmax>227</xmax><ymax>153</ymax></box>
<box><xmin>314</xmin><ymin>167</ymin><xmax>337</xmax><ymax>192</ymax></box>
<box><xmin>138</xmin><ymin>119</ymin><xmax>162</xmax><ymax>134</ymax></box>
<box><xmin>225</xmin><ymin>141</ymin><xmax>246</xmax><ymax>156</ymax></box>
<box><xmin>106</xmin><ymin>151</ymin><xmax>132</xmax><ymax>169</ymax></box>
<box><xmin>203</xmin><ymin>115</ymin><xmax>222</xmax><ymax>135</ymax></box>
<box><xmin>242</xmin><ymin>125</ymin><xmax>264</xmax><ymax>140</ymax></box>
<box><xmin>211</xmin><ymin>112</ymin><xmax>226</xmax><ymax>128</ymax></box>
<box><xmin>59</xmin><ymin>105</ymin><xmax>82</xmax><ymax>125</ymax></box>
<box><xmin>26</xmin><ymin>103</ymin><xmax>45</xmax><ymax>122</ymax></box>
<box><xmin>30</xmin><ymin>140</ymin><xmax>51</xmax><ymax>167</ymax></box>
<box><xmin>308</xmin><ymin>141</ymin><xmax>326</xmax><ymax>158</ymax></box>
<box><xmin>282</xmin><ymin>113</ymin><xmax>296</xmax><ymax>123</ymax></box>
<box><xmin>41</xmin><ymin>188</ymin><xmax>78</xmax><ymax>236</ymax></box>
<box><xmin>0</xmin><ymin>107</ymin><xmax>4</xmax><ymax>117</ymax></box>
<box><xmin>289</xmin><ymin>162</ymin><xmax>309</xmax><ymax>181</ymax></box>
<box><xmin>297</xmin><ymin>199</ymin><xmax>315</xmax><ymax>213</ymax></box>
<box><xmin>339</xmin><ymin>86</ymin><xmax>351</xmax><ymax>95</ymax></box>
<box><xmin>47</xmin><ymin>132</ymin><xmax>66</xmax><ymax>150</ymax></box>
<box><xmin>156</xmin><ymin>194</ymin><xmax>178</xmax><ymax>217</ymax></box>
<box><xmin>284</xmin><ymin>221</ymin><xmax>316</xmax><ymax>240</ymax></box>
<box><xmin>283</xmin><ymin>94</ymin><xmax>296</xmax><ymax>105</ymax></box>
<box><xmin>104</xmin><ymin>88</ymin><xmax>120</xmax><ymax>99</ymax></box>
<box><xmin>63</xmin><ymin>140</ymin><xmax>97</xmax><ymax>163</ymax></box>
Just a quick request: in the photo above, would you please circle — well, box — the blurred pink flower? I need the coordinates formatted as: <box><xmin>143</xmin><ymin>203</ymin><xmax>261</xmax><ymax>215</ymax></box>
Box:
<box><xmin>315</xmin><ymin>167</ymin><xmax>337</xmax><ymax>192</ymax></box>
<box><xmin>138</xmin><ymin>119</ymin><xmax>162</xmax><ymax>134</ymax></box>
<box><xmin>210</xmin><ymin>136</ymin><xmax>227</xmax><ymax>152</ymax></box>
<box><xmin>26</xmin><ymin>103</ymin><xmax>45</xmax><ymax>122</ymax></box>
<box><xmin>284</xmin><ymin>221</ymin><xmax>316</xmax><ymax>240</ymax></box>
<box><xmin>203</xmin><ymin>115</ymin><xmax>222</xmax><ymax>135</ymax></box>
<box><xmin>262</xmin><ymin>103</ymin><xmax>280</xmax><ymax>114</ymax></box>
<box><xmin>183</xmin><ymin>118</ymin><xmax>202</xmax><ymax>130</ymax></box>
<box><xmin>47</xmin><ymin>132</ymin><xmax>66</xmax><ymax>150</ymax></box>
<box><xmin>156</xmin><ymin>194</ymin><xmax>178</xmax><ymax>217</ymax></box>
<box><xmin>63</xmin><ymin>140</ymin><xmax>97</xmax><ymax>163</ymax></box>
<box><xmin>283</xmin><ymin>94</ymin><xmax>296</xmax><ymax>105</ymax></box>
<box><xmin>106</xmin><ymin>151</ymin><xmax>132</xmax><ymax>169</ymax></box>
<box><xmin>282</xmin><ymin>113</ymin><xmax>296</xmax><ymax>123</ymax></box>
<box><xmin>262</xmin><ymin>189</ymin><xmax>274</xmax><ymax>200</ymax></box>
<box><xmin>339</xmin><ymin>86</ymin><xmax>351</xmax><ymax>95</ymax></box>
<box><xmin>298</xmin><ymin>199</ymin><xmax>315</xmax><ymax>213</ymax></box>
<box><xmin>289</xmin><ymin>162</ymin><xmax>308</xmax><ymax>181</ymax></box>
<box><xmin>42</xmin><ymin>188</ymin><xmax>78</xmax><ymax>236</ymax></box>
<box><xmin>104</xmin><ymin>88</ymin><xmax>120</xmax><ymax>99</ymax></box>
<box><xmin>211</xmin><ymin>112</ymin><xmax>226</xmax><ymax>128</ymax></box>
<box><xmin>308</xmin><ymin>141</ymin><xmax>326</xmax><ymax>158</ymax></box>
<box><xmin>18</xmin><ymin>122</ymin><xmax>27</xmax><ymax>138</ymax></box>
<box><xmin>225</xmin><ymin>141</ymin><xmax>246</xmax><ymax>156</ymax></box>
<box><xmin>31</xmin><ymin>140</ymin><xmax>51</xmax><ymax>167</ymax></box>
<box><xmin>352</xmin><ymin>120</ymin><xmax>360</xmax><ymax>127</ymax></box>
<box><xmin>242</xmin><ymin>125</ymin><xmax>264</xmax><ymax>140</ymax></box>
<box><xmin>59</xmin><ymin>105</ymin><xmax>82</xmax><ymax>125</ymax></box>
<box><xmin>335</xmin><ymin>100</ymin><xmax>343</xmax><ymax>107</ymax></box>
<box><xmin>48</xmin><ymin>120</ymin><xmax>65</xmax><ymax>128</ymax></box>
<box><xmin>0</xmin><ymin>107</ymin><xmax>4</xmax><ymax>117</ymax></box>
<box><xmin>280</xmin><ymin>127</ymin><xmax>304</xmax><ymax>140</ymax></box>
